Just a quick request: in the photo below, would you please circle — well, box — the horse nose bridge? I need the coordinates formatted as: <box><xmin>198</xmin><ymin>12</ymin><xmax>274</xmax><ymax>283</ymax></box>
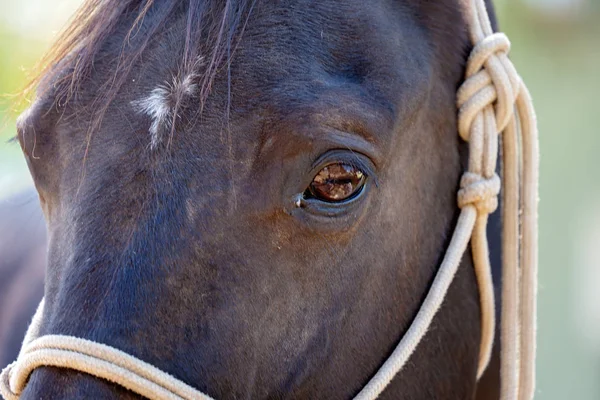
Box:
<box><xmin>19</xmin><ymin>366</ymin><xmax>142</xmax><ymax>400</ymax></box>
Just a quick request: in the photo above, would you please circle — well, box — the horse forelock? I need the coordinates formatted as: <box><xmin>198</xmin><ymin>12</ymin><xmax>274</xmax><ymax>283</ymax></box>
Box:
<box><xmin>24</xmin><ymin>0</ymin><xmax>256</xmax><ymax>143</ymax></box>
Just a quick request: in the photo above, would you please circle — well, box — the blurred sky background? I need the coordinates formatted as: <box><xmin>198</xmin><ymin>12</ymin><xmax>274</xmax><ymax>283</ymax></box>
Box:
<box><xmin>0</xmin><ymin>0</ymin><xmax>599</xmax><ymax>398</ymax></box>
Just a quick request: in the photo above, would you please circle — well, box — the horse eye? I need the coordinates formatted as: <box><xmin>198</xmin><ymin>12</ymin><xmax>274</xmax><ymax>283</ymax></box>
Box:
<box><xmin>306</xmin><ymin>163</ymin><xmax>366</xmax><ymax>202</ymax></box>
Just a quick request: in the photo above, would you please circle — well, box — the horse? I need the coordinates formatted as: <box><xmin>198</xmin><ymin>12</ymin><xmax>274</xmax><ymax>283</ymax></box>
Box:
<box><xmin>1</xmin><ymin>0</ymin><xmax>515</xmax><ymax>398</ymax></box>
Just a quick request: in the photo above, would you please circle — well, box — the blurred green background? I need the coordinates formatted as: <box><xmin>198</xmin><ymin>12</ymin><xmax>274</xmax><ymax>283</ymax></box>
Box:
<box><xmin>0</xmin><ymin>0</ymin><xmax>598</xmax><ymax>398</ymax></box>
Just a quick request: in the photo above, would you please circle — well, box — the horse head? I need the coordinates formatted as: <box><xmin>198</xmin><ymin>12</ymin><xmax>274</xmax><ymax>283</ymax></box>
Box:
<box><xmin>10</xmin><ymin>1</ymin><xmax>511</xmax><ymax>398</ymax></box>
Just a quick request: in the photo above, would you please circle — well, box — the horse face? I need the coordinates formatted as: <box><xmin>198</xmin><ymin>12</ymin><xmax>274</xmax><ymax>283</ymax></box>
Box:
<box><xmin>16</xmin><ymin>0</ymin><xmax>482</xmax><ymax>398</ymax></box>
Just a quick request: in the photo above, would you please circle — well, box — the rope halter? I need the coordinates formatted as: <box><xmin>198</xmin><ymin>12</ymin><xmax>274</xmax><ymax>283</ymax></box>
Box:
<box><xmin>1</xmin><ymin>0</ymin><xmax>538</xmax><ymax>399</ymax></box>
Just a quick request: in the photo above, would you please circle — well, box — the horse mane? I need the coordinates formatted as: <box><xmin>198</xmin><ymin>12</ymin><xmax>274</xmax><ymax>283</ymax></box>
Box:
<box><xmin>25</xmin><ymin>0</ymin><xmax>256</xmax><ymax>128</ymax></box>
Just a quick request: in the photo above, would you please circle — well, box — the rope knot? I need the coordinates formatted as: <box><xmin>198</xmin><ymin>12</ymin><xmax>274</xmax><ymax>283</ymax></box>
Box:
<box><xmin>457</xmin><ymin>32</ymin><xmax>522</xmax><ymax>141</ymax></box>
<box><xmin>457</xmin><ymin>172</ymin><xmax>500</xmax><ymax>215</ymax></box>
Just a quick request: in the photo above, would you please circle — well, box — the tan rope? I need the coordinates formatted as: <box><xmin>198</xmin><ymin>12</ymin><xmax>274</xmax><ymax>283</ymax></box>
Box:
<box><xmin>0</xmin><ymin>0</ymin><xmax>537</xmax><ymax>399</ymax></box>
<box><xmin>0</xmin><ymin>302</ymin><xmax>213</xmax><ymax>400</ymax></box>
<box><xmin>2</xmin><ymin>337</ymin><xmax>213</xmax><ymax>400</ymax></box>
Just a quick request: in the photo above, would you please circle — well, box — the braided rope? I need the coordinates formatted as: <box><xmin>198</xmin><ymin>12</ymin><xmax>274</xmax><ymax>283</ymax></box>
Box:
<box><xmin>0</xmin><ymin>0</ymin><xmax>537</xmax><ymax>399</ymax></box>
<box><xmin>2</xmin><ymin>333</ymin><xmax>213</xmax><ymax>400</ymax></box>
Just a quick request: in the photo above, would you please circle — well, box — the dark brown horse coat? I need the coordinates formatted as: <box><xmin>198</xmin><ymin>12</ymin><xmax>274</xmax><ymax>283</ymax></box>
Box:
<box><xmin>1</xmin><ymin>0</ymin><xmax>504</xmax><ymax>398</ymax></box>
<box><xmin>0</xmin><ymin>190</ymin><xmax>45</xmax><ymax>368</ymax></box>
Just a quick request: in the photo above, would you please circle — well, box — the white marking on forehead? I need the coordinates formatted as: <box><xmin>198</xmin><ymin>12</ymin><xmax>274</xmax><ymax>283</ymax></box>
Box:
<box><xmin>131</xmin><ymin>71</ymin><xmax>199</xmax><ymax>150</ymax></box>
<box><xmin>178</xmin><ymin>74</ymin><xmax>197</xmax><ymax>97</ymax></box>
<box><xmin>132</xmin><ymin>86</ymin><xmax>170</xmax><ymax>149</ymax></box>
